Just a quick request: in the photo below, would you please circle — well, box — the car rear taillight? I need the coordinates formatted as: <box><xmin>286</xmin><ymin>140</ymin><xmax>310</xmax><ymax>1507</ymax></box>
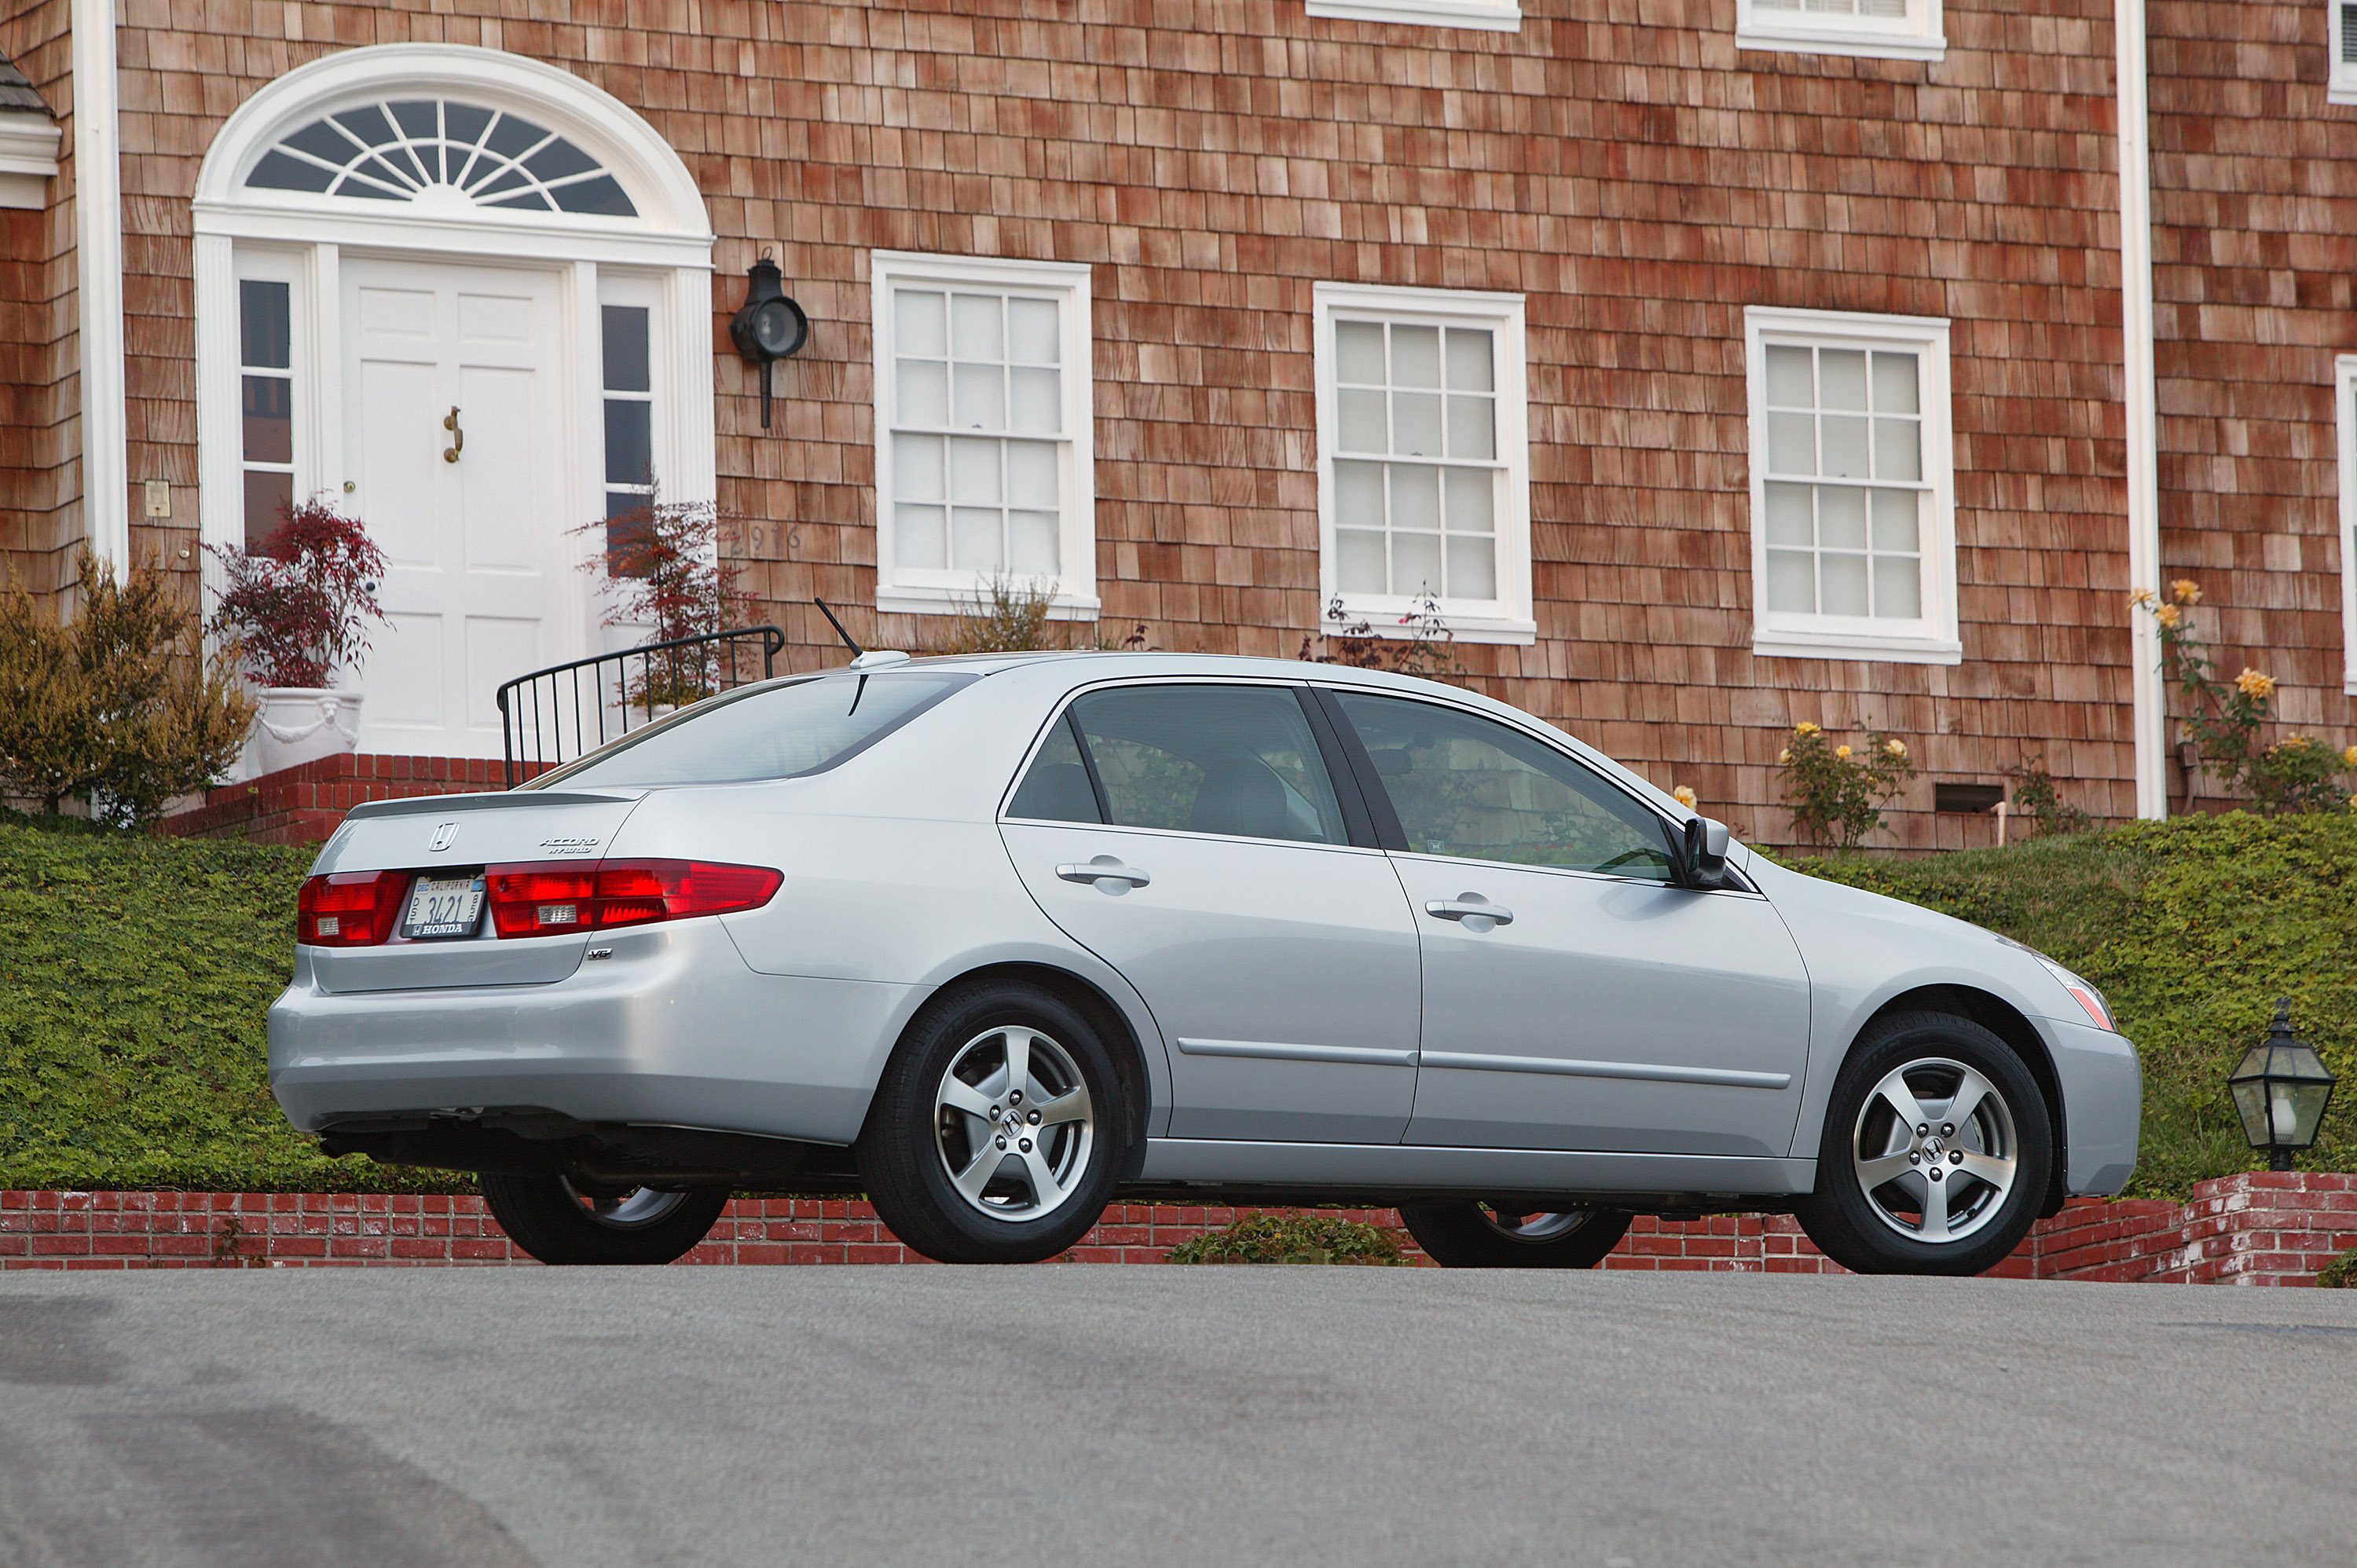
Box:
<box><xmin>298</xmin><ymin>870</ymin><xmax>410</xmax><ymax>947</ymax></box>
<box><xmin>486</xmin><ymin>859</ymin><xmax>782</xmax><ymax>937</ymax></box>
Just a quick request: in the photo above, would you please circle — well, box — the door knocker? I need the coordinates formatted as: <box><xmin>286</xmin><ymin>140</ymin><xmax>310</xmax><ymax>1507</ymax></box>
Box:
<box><xmin>442</xmin><ymin>406</ymin><xmax>464</xmax><ymax>463</ymax></box>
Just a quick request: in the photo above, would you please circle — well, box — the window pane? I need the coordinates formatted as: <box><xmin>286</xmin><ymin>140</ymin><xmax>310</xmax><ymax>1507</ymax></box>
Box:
<box><xmin>895</xmin><ymin>433</ymin><xmax>945</xmax><ymax>501</ymax></box>
<box><xmin>1070</xmin><ymin>684</ymin><xmax>1345</xmax><ymax>844</ymax></box>
<box><xmin>895</xmin><ymin>504</ymin><xmax>946</xmax><ymax>568</ymax></box>
<box><xmin>242</xmin><ymin>375</ymin><xmax>292</xmax><ymax>464</ymax></box>
<box><xmin>1765</xmin><ymin>548</ymin><xmax>1816</xmax><ymax>613</ymax></box>
<box><xmin>1332</xmin><ymin>691</ymin><xmax>1674</xmax><ymax>879</ymax></box>
<box><xmin>952</xmin><ymin>362</ymin><xmax>1005</xmax><ymax>430</ymax></box>
<box><xmin>1443</xmin><ymin>466</ymin><xmax>1493</xmax><ymax>533</ymax></box>
<box><xmin>1820</xmin><ymin>550</ymin><xmax>1870</xmax><ymax>616</ymax></box>
<box><xmin>1764</xmin><ymin>481</ymin><xmax>1813</xmax><ymax>546</ymax></box>
<box><xmin>1874</xmin><ymin>416</ymin><xmax>1921</xmax><ymax>482</ymax></box>
<box><xmin>1445</xmin><ymin>327</ymin><xmax>1494</xmax><ymax>392</ymax></box>
<box><xmin>1391</xmin><ymin>530</ymin><xmax>1442</xmax><ymax>597</ymax></box>
<box><xmin>1818</xmin><ymin>485</ymin><xmax>1867</xmax><ymax>549</ymax></box>
<box><xmin>603</xmin><ymin>397</ymin><xmax>651</xmax><ymax>486</ymax></box>
<box><xmin>949</xmin><ymin>437</ymin><xmax>1001</xmax><ymax>505</ymax></box>
<box><xmin>601</xmin><ymin>305</ymin><xmax>650</xmax><ymax>393</ymax></box>
<box><xmin>1337</xmin><ymin>389</ymin><xmax>1388</xmax><ymax>452</ymax></box>
<box><xmin>1006</xmin><ymin>297</ymin><xmax>1059</xmax><ymax>365</ymax></box>
<box><xmin>1337</xmin><ymin>529</ymin><xmax>1387</xmax><ymax>593</ymax></box>
<box><xmin>1764</xmin><ymin>344</ymin><xmax>1813</xmax><ymax>407</ymax></box>
<box><xmin>951</xmin><ymin>507</ymin><xmax>1001</xmax><ymax>570</ymax></box>
<box><xmin>1009</xmin><ymin>366</ymin><xmax>1059</xmax><ymax>434</ymax></box>
<box><xmin>951</xmin><ymin>292</ymin><xmax>1003</xmax><ymax>361</ymax></box>
<box><xmin>1446</xmin><ymin>394</ymin><xmax>1494</xmax><ymax>461</ymax></box>
<box><xmin>1336</xmin><ymin>321</ymin><xmax>1386</xmax><ymax>383</ymax></box>
<box><xmin>1335</xmin><ymin>460</ymin><xmax>1386</xmax><ymax>528</ymax></box>
<box><xmin>1871</xmin><ymin>350</ymin><xmax>1919</xmax><ymax>413</ymax></box>
<box><xmin>546</xmin><ymin>671</ymin><xmax>975</xmax><ymax>787</ymax></box>
<box><xmin>1766</xmin><ymin>411</ymin><xmax>1816</xmax><ymax>475</ymax></box>
<box><xmin>896</xmin><ymin>358</ymin><xmax>948</xmax><ymax>427</ymax></box>
<box><xmin>243</xmin><ymin>469</ymin><xmax>293</xmax><ymax>552</ymax></box>
<box><xmin>1872</xmin><ymin>555</ymin><xmax>1922</xmax><ymax>619</ymax></box>
<box><xmin>240</xmin><ymin>279</ymin><xmax>291</xmax><ymax>369</ymax></box>
<box><xmin>1006</xmin><ymin>439</ymin><xmax>1058</xmax><ymax>507</ymax></box>
<box><xmin>1389</xmin><ymin>463</ymin><xmax>1442</xmax><ymax>533</ymax></box>
<box><xmin>1820</xmin><ymin>414</ymin><xmax>1870</xmax><ymax>478</ymax></box>
<box><xmin>1006</xmin><ymin>717</ymin><xmax>1099</xmax><ymax>823</ymax></box>
<box><xmin>1446</xmin><ymin>535</ymin><xmax>1496</xmax><ymax>600</ymax></box>
<box><xmin>1391</xmin><ymin>391</ymin><xmax>1442</xmax><ymax>456</ymax></box>
<box><xmin>1870</xmin><ymin>487</ymin><xmax>1919</xmax><ymax>551</ymax></box>
<box><xmin>1819</xmin><ymin>349</ymin><xmax>1868</xmax><ymax>411</ymax></box>
<box><xmin>895</xmin><ymin>289</ymin><xmax>946</xmax><ymax>357</ymax></box>
<box><xmin>1008</xmin><ymin>511</ymin><xmax>1058</xmax><ymax>574</ymax></box>
<box><xmin>606</xmin><ymin>500</ymin><xmax>655</xmax><ymax>580</ymax></box>
<box><xmin>1390</xmin><ymin>324</ymin><xmax>1441</xmax><ymax>388</ymax></box>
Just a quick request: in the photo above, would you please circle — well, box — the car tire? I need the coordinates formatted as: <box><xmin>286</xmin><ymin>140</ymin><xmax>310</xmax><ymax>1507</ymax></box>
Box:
<box><xmin>1794</xmin><ymin>1011</ymin><xmax>2055</xmax><ymax>1277</ymax></box>
<box><xmin>478</xmin><ymin>1173</ymin><xmax>731</xmax><ymax>1266</ymax></box>
<box><xmin>1398</xmin><ymin>1203</ymin><xmax>1633</xmax><ymax>1268</ymax></box>
<box><xmin>858</xmin><ymin>980</ymin><xmax>1124</xmax><ymax>1264</ymax></box>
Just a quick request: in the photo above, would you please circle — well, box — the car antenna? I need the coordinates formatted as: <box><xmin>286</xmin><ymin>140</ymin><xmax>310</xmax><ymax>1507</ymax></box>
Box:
<box><xmin>813</xmin><ymin>597</ymin><xmax>864</xmax><ymax>658</ymax></box>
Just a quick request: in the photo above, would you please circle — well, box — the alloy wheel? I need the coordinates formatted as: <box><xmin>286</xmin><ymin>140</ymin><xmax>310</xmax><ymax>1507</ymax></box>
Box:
<box><xmin>933</xmin><ymin>1025</ymin><xmax>1096</xmax><ymax>1222</ymax></box>
<box><xmin>1477</xmin><ymin>1207</ymin><xmax>1598</xmax><ymax>1244</ymax></box>
<box><xmin>1849</xmin><ymin>1057</ymin><xmax>2020</xmax><ymax>1245</ymax></box>
<box><xmin>557</xmin><ymin>1178</ymin><xmax>691</xmax><ymax>1229</ymax></box>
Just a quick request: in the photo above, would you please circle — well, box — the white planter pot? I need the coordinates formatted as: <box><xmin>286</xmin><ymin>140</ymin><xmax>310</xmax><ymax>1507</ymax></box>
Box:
<box><xmin>244</xmin><ymin>687</ymin><xmax>365</xmax><ymax>777</ymax></box>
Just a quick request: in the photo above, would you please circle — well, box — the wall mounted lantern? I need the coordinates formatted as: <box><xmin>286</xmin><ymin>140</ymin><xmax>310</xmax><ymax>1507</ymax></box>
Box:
<box><xmin>729</xmin><ymin>255</ymin><xmax>809</xmax><ymax>430</ymax></box>
<box><xmin>2227</xmin><ymin>999</ymin><xmax>2337</xmax><ymax>1172</ymax></box>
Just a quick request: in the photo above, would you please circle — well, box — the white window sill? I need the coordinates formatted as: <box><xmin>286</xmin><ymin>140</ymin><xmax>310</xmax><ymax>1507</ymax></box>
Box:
<box><xmin>1735</xmin><ymin>23</ymin><xmax>1945</xmax><ymax>62</ymax></box>
<box><xmin>2330</xmin><ymin>79</ymin><xmax>2357</xmax><ymax>108</ymax></box>
<box><xmin>0</xmin><ymin>112</ymin><xmax>60</xmax><ymax>211</ymax></box>
<box><xmin>876</xmin><ymin>583</ymin><xmax>1102</xmax><ymax>621</ymax></box>
<box><xmin>1752</xmin><ymin>625</ymin><xmax>1962</xmax><ymax>665</ymax></box>
<box><xmin>1305</xmin><ymin>0</ymin><xmax>1522</xmax><ymax>31</ymax></box>
<box><xmin>1326</xmin><ymin>598</ymin><xmax>1537</xmax><ymax>647</ymax></box>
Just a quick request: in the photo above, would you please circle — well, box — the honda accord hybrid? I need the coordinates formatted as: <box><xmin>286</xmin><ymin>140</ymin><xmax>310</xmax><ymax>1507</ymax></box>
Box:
<box><xmin>269</xmin><ymin>652</ymin><xmax>2140</xmax><ymax>1272</ymax></box>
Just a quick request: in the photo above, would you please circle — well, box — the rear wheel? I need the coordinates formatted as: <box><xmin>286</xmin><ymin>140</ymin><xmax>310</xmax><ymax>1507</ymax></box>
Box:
<box><xmin>1398</xmin><ymin>1203</ymin><xmax>1633</xmax><ymax>1268</ymax></box>
<box><xmin>858</xmin><ymin>980</ymin><xmax>1123</xmax><ymax>1264</ymax></box>
<box><xmin>479</xmin><ymin>1172</ymin><xmax>729</xmax><ymax>1266</ymax></box>
<box><xmin>1794</xmin><ymin>1011</ymin><xmax>2053</xmax><ymax>1277</ymax></box>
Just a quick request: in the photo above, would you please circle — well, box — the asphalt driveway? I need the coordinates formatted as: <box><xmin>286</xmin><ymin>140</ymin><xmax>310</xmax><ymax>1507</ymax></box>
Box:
<box><xmin>1</xmin><ymin>1267</ymin><xmax>2351</xmax><ymax>1566</ymax></box>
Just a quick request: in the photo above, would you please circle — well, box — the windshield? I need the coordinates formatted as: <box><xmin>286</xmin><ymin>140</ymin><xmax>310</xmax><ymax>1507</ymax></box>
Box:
<box><xmin>528</xmin><ymin>670</ymin><xmax>975</xmax><ymax>789</ymax></box>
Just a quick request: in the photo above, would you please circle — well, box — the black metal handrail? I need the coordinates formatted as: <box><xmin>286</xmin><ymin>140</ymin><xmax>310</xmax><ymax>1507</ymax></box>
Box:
<box><xmin>497</xmin><ymin>625</ymin><xmax>787</xmax><ymax>789</ymax></box>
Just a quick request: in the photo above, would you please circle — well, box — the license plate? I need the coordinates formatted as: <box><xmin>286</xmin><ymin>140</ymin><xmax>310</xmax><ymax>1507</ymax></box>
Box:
<box><xmin>402</xmin><ymin>875</ymin><xmax>485</xmax><ymax>940</ymax></box>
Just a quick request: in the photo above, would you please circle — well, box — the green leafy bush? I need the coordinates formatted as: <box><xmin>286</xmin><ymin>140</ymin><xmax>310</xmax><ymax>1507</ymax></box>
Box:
<box><xmin>1776</xmin><ymin>721</ymin><xmax>1918</xmax><ymax>848</ymax></box>
<box><xmin>2319</xmin><ymin>1248</ymin><xmax>2357</xmax><ymax>1289</ymax></box>
<box><xmin>1164</xmin><ymin>1211</ymin><xmax>1409</xmax><ymax>1265</ymax></box>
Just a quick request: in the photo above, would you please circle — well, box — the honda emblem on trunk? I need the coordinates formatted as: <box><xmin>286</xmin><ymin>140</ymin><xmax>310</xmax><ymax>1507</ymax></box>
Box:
<box><xmin>428</xmin><ymin>822</ymin><xmax>460</xmax><ymax>853</ymax></box>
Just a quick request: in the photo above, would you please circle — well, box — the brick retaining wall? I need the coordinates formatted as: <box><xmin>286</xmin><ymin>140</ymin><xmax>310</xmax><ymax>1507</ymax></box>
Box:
<box><xmin>159</xmin><ymin>754</ymin><xmax>544</xmax><ymax>847</ymax></box>
<box><xmin>5</xmin><ymin>1174</ymin><xmax>2352</xmax><ymax>1281</ymax></box>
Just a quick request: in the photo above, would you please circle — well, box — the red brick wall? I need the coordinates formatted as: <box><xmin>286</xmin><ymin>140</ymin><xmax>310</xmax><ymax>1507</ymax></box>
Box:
<box><xmin>9</xmin><ymin>1174</ymin><xmax>2352</xmax><ymax>1282</ymax></box>
<box><xmin>161</xmin><ymin>753</ymin><xmax>548</xmax><ymax>846</ymax></box>
<box><xmin>88</xmin><ymin>0</ymin><xmax>2153</xmax><ymax>848</ymax></box>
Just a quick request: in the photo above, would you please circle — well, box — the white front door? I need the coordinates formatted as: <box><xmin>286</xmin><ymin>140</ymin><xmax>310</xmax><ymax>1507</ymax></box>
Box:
<box><xmin>341</xmin><ymin>256</ymin><xmax>573</xmax><ymax>760</ymax></box>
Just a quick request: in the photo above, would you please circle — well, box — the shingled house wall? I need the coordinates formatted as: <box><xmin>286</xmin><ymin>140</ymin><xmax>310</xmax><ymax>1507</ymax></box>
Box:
<box><xmin>2</xmin><ymin>0</ymin><xmax>2351</xmax><ymax>846</ymax></box>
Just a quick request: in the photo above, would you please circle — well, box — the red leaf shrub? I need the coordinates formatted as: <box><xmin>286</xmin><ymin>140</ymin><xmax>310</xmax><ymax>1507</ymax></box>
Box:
<box><xmin>205</xmin><ymin>499</ymin><xmax>389</xmax><ymax>690</ymax></box>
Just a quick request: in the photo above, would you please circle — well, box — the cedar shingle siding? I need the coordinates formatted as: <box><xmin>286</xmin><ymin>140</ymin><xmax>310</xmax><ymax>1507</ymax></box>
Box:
<box><xmin>0</xmin><ymin>0</ymin><xmax>2348</xmax><ymax>847</ymax></box>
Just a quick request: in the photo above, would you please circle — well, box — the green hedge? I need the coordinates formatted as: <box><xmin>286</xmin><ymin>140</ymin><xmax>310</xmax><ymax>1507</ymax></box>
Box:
<box><xmin>0</xmin><ymin>811</ymin><xmax>2348</xmax><ymax>1197</ymax></box>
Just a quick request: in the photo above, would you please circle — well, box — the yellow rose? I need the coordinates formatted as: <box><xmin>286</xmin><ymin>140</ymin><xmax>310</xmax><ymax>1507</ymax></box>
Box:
<box><xmin>2234</xmin><ymin>668</ymin><xmax>2275</xmax><ymax>701</ymax></box>
<box><xmin>1673</xmin><ymin>785</ymin><xmax>1698</xmax><ymax>810</ymax></box>
<box><xmin>1885</xmin><ymin>738</ymin><xmax>1908</xmax><ymax>757</ymax></box>
<box><xmin>1836</xmin><ymin>744</ymin><xmax>1853</xmax><ymax>760</ymax></box>
<box><xmin>2342</xmin><ymin>746</ymin><xmax>2357</xmax><ymax>768</ymax></box>
<box><xmin>1777</xmin><ymin>748</ymin><xmax>1792</xmax><ymax>765</ymax></box>
<box><xmin>2155</xmin><ymin>604</ymin><xmax>2182</xmax><ymax>628</ymax></box>
<box><xmin>2283</xmin><ymin>735</ymin><xmax>2311</xmax><ymax>751</ymax></box>
<box><xmin>2128</xmin><ymin>588</ymin><xmax>2156</xmax><ymax>608</ymax></box>
<box><xmin>2170</xmin><ymin>578</ymin><xmax>2202</xmax><ymax>605</ymax></box>
<box><xmin>1795</xmin><ymin>721</ymin><xmax>1821</xmax><ymax>736</ymax></box>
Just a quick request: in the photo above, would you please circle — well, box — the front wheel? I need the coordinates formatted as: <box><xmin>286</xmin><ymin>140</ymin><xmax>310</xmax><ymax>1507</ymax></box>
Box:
<box><xmin>857</xmin><ymin>980</ymin><xmax>1124</xmax><ymax>1264</ymax></box>
<box><xmin>1398</xmin><ymin>1203</ymin><xmax>1633</xmax><ymax>1268</ymax></box>
<box><xmin>478</xmin><ymin>1173</ymin><xmax>730</xmax><ymax>1265</ymax></box>
<box><xmin>1794</xmin><ymin>1012</ymin><xmax>2054</xmax><ymax>1277</ymax></box>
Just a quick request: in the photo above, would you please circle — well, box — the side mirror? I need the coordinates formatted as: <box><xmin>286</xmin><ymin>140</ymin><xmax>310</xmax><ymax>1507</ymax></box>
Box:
<box><xmin>1679</xmin><ymin>816</ymin><xmax>1732</xmax><ymax>890</ymax></box>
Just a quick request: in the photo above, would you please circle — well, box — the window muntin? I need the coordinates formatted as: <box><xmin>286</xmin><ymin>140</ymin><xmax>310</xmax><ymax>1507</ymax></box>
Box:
<box><xmin>1014</xmin><ymin>685</ymin><xmax>1348</xmax><ymax>845</ymax></box>
<box><xmin>534</xmin><ymin>671</ymin><xmax>974</xmax><ymax>788</ymax></box>
<box><xmin>239</xmin><ymin>278</ymin><xmax>295</xmax><ymax>550</ymax></box>
<box><xmin>1736</xmin><ymin>0</ymin><xmax>1944</xmax><ymax>60</ymax></box>
<box><xmin>2336</xmin><ymin>4</ymin><xmax>2357</xmax><ymax>105</ymax></box>
<box><xmin>1332</xmin><ymin>691</ymin><xmax>1676</xmax><ymax>881</ymax></box>
<box><xmin>245</xmin><ymin>99</ymin><xmax>636</xmax><ymax>216</ymax></box>
<box><xmin>1759</xmin><ymin>343</ymin><xmax>1926</xmax><ymax>621</ymax></box>
<box><xmin>602</xmin><ymin>302</ymin><xmax>655</xmax><ymax>573</ymax></box>
<box><xmin>1332</xmin><ymin>319</ymin><xmax>1501</xmax><ymax>603</ymax></box>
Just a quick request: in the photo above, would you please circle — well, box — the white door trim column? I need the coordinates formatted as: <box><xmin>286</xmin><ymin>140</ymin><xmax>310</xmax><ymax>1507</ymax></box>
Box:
<box><xmin>70</xmin><ymin>0</ymin><xmax>129</xmax><ymax>573</ymax></box>
<box><xmin>2117</xmin><ymin>0</ymin><xmax>2167</xmax><ymax>820</ymax></box>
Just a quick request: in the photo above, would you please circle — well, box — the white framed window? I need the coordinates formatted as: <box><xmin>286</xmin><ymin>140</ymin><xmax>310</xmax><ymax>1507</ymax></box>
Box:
<box><xmin>234</xmin><ymin>249</ymin><xmax>306</xmax><ymax>551</ymax></box>
<box><xmin>1736</xmin><ymin>0</ymin><xmax>1945</xmax><ymax>63</ymax></box>
<box><xmin>2334</xmin><ymin>355</ymin><xmax>2357</xmax><ymax>693</ymax></box>
<box><xmin>597</xmin><ymin>272</ymin><xmax>667</xmax><ymax>574</ymax></box>
<box><xmin>871</xmin><ymin>251</ymin><xmax>1098</xmax><ymax>621</ymax></box>
<box><xmin>1314</xmin><ymin>282</ymin><xmax>1533</xmax><ymax>646</ymax></box>
<box><xmin>2334</xmin><ymin>3</ymin><xmax>2357</xmax><ymax>105</ymax></box>
<box><xmin>1303</xmin><ymin>0</ymin><xmax>1521</xmax><ymax>33</ymax></box>
<box><xmin>1745</xmin><ymin>306</ymin><xmax>1960</xmax><ymax>665</ymax></box>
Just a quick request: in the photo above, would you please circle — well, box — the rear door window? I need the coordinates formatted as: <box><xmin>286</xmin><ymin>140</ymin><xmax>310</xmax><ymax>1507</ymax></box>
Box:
<box><xmin>1007</xmin><ymin>683</ymin><xmax>1348</xmax><ymax>845</ymax></box>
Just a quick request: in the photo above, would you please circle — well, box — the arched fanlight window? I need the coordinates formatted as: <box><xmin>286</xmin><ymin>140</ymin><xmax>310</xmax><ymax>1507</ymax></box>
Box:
<box><xmin>244</xmin><ymin>99</ymin><xmax>637</xmax><ymax>217</ymax></box>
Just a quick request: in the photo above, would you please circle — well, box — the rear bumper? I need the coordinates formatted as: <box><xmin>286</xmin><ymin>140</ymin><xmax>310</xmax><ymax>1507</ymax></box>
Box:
<box><xmin>267</xmin><ymin>919</ymin><xmax>923</xmax><ymax>1147</ymax></box>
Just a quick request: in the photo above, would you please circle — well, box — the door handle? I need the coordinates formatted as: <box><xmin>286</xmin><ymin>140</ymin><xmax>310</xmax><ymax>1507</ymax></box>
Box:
<box><xmin>1056</xmin><ymin>857</ymin><xmax>1151</xmax><ymax>895</ymax></box>
<box><xmin>443</xmin><ymin>405</ymin><xmax>464</xmax><ymax>463</ymax></box>
<box><xmin>1425</xmin><ymin>898</ymin><xmax>1513</xmax><ymax>928</ymax></box>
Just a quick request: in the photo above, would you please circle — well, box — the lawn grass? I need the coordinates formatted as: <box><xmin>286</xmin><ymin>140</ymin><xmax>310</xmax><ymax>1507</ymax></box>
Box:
<box><xmin>0</xmin><ymin>811</ymin><xmax>2348</xmax><ymax>1198</ymax></box>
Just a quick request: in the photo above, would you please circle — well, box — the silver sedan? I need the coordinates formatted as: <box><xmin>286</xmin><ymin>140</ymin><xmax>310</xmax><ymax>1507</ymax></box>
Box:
<box><xmin>269</xmin><ymin>653</ymin><xmax>2141</xmax><ymax>1272</ymax></box>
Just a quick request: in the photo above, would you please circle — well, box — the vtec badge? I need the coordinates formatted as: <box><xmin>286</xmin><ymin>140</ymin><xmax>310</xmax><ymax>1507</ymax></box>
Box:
<box><xmin>427</xmin><ymin>822</ymin><xmax>460</xmax><ymax>853</ymax></box>
<box><xmin>538</xmin><ymin>836</ymin><xmax>602</xmax><ymax>857</ymax></box>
